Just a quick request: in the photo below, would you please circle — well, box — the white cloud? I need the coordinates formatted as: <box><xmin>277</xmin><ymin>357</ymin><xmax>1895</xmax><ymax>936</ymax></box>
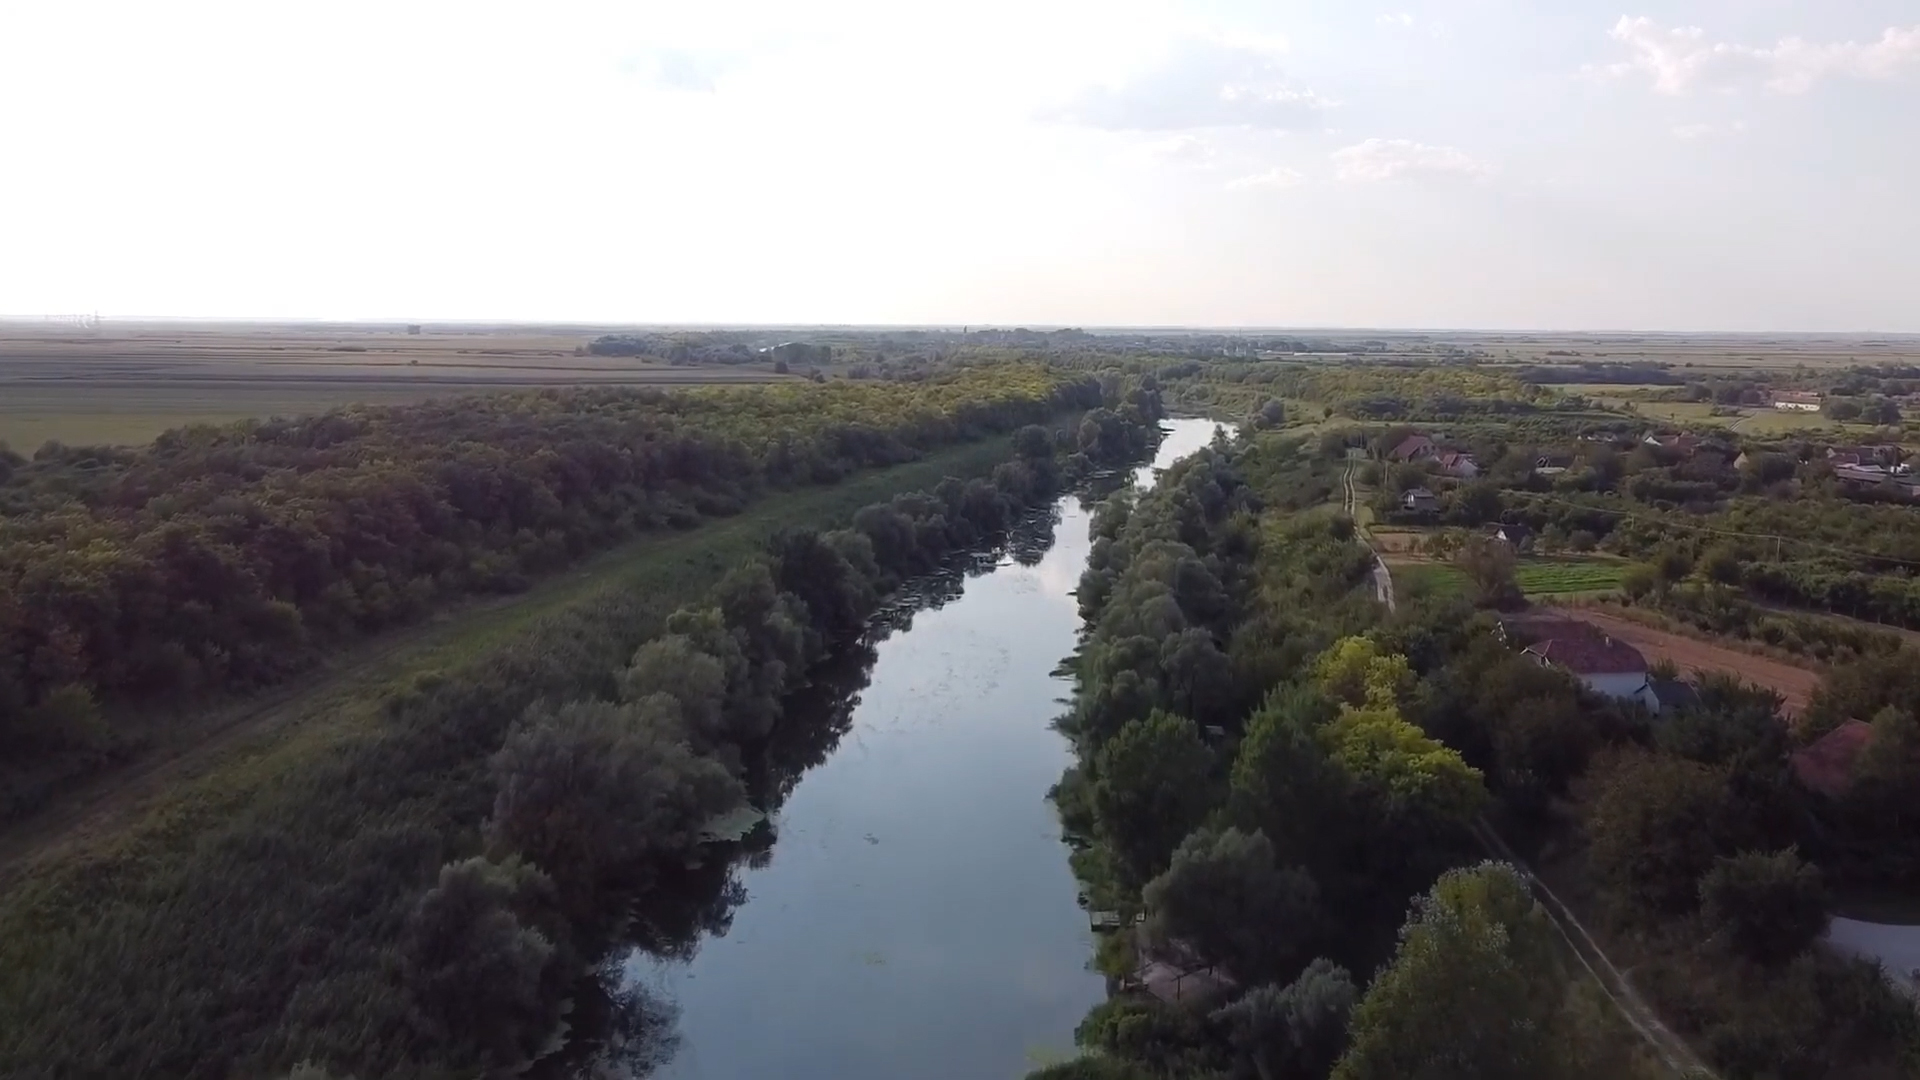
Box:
<box><xmin>617</xmin><ymin>47</ymin><xmax>736</xmax><ymax>92</ymax></box>
<box><xmin>1376</xmin><ymin>13</ymin><xmax>1415</xmax><ymax>30</ymax></box>
<box><xmin>1049</xmin><ymin>36</ymin><xmax>1331</xmax><ymax>131</ymax></box>
<box><xmin>1603</xmin><ymin>16</ymin><xmax>1920</xmax><ymax>95</ymax></box>
<box><xmin>1141</xmin><ymin>134</ymin><xmax>1218</xmax><ymax>166</ymax></box>
<box><xmin>1225</xmin><ymin>166</ymin><xmax>1304</xmax><ymax>191</ymax></box>
<box><xmin>1331</xmin><ymin>139</ymin><xmax>1490</xmax><ymax>182</ymax></box>
<box><xmin>1671</xmin><ymin>120</ymin><xmax>1748</xmax><ymax>140</ymax></box>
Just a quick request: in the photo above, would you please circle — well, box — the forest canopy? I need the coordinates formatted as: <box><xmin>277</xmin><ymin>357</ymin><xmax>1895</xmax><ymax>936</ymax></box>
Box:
<box><xmin>0</xmin><ymin>364</ymin><xmax>1108</xmax><ymax>766</ymax></box>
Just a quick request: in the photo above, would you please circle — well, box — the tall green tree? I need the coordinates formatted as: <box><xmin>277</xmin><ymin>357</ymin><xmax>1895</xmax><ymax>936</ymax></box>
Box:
<box><xmin>1584</xmin><ymin>751</ymin><xmax>1739</xmax><ymax>920</ymax></box>
<box><xmin>1698</xmin><ymin>849</ymin><xmax>1830</xmax><ymax>966</ymax></box>
<box><xmin>1333</xmin><ymin>862</ymin><xmax>1563</xmax><ymax>1080</ymax></box>
<box><xmin>399</xmin><ymin>856</ymin><xmax>563</xmax><ymax>1071</ymax></box>
<box><xmin>1144</xmin><ymin>826</ymin><xmax>1321</xmax><ymax>982</ymax></box>
<box><xmin>1092</xmin><ymin>710</ymin><xmax>1216</xmax><ymax>884</ymax></box>
<box><xmin>1229</xmin><ymin>684</ymin><xmax>1346</xmax><ymax>872</ymax></box>
<box><xmin>485</xmin><ymin>700</ymin><xmax>742</xmax><ymax>901</ymax></box>
<box><xmin>1213</xmin><ymin>959</ymin><xmax>1356</xmax><ymax>1080</ymax></box>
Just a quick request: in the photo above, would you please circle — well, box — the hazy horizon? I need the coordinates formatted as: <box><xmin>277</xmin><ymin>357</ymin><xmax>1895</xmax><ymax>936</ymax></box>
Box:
<box><xmin>12</xmin><ymin>317</ymin><xmax>1920</xmax><ymax>338</ymax></box>
<box><xmin>4</xmin><ymin>1</ymin><xmax>1917</xmax><ymax>331</ymax></box>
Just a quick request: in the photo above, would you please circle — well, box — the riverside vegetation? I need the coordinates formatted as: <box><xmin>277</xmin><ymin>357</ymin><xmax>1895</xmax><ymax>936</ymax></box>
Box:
<box><xmin>8</xmin><ymin>332</ymin><xmax>1920</xmax><ymax>1080</ymax></box>
<box><xmin>1033</xmin><ymin>424</ymin><xmax>1919</xmax><ymax>1080</ymax></box>
<box><xmin>0</xmin><ymin>367</ymin><xmax>1164</xmax><ymax>1078</ymax></box>
<box><xmin>0</xmin><ymin>364</ymin><xmax>1100</xmax><ymax>813</ymax></box>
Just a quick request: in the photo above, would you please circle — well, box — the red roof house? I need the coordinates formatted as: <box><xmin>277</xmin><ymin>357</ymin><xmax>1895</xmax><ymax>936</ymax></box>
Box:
<box><xmin>1390</xmin><ymin>434</ymin><xmax>1436</xmax><ymax>462</ymax></box>
<box><xmin>1521</xmin><ymin>622</ymin><xmax>1655</xmax><ymax>706</ymax></box>
<box><xmin>1523</xmin><ymin>633</ymin><xmax>1648</xmax><ymax>676</ymax></box>
<box><xmin>1642</xmin><ymin>433</ymin><xmax>1700</xmax><ymax>456</ymax></box>
<box><xmin>1790</xmin><ymin>719</ymin><xmax>1875</xmax><ymax>799</ymax></box>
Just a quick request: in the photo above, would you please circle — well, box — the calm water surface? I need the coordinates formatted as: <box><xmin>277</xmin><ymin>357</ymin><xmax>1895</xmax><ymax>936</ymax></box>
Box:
<box><xmin>610</xmin><ymin>419</ymin><xmax>1219</xmax><ymax>1080</ymax></box>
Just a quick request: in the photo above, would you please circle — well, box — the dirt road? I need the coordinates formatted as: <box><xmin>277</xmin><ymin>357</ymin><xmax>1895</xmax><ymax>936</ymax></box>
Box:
<box><xmin>1344</xmin><ymin>452</ymin><xmax>1395</xmax><ymax>612</ymax></box>
<box><xmin>1473</xmin><ymin>821</ymin><xmax>1718</xmax><ymax>1078</ymax></box>
<box><xmin>1553</xmin><ymin>608</ymin><xmax>1821</xmax><ymax>715</ymax></box>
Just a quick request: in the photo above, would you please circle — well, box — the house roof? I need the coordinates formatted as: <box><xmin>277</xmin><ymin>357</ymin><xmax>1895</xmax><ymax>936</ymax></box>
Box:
<box><xmin>1390</xmin><ymin>434</ymin><xmax>1434</xmax><ymax>460</ymax></box>
<box><xmin>1774</xmin><ymin>390</ymin><xmax>1823</xmax><ymax>404</ymax></box>
<box><xmin>1523</xmin><ymin>631</ymin><xmax>1648</xmax><ymax>676</ymax></box>
<box><xmin>1404</xmin><ymin>486</ymin><xmax>1435</xmax><ymax>499</ymax></box>
<box><xmin>1436</xmin><ymin>450</ymin><xmax>1475</xmax><ymax>468</ymax></box>
<box><xmin>1791</xmin><ymin>719</ymin><xmax>1874</xmax><ymax>799</ymax></box>
<box><xmin>1494</xmin><ymin>522</ymin><xmax>1532</xmax><ymax>541</ymax></box>
<box><xmin>1836</xmin><ymin>465</ymin><xmax>1892</xmax><ymax>484</ymax></box>
<box><xmin>1646</xmin><ymin>433</ymin><xmax>1699</xmax><ymax>453</ymax></box>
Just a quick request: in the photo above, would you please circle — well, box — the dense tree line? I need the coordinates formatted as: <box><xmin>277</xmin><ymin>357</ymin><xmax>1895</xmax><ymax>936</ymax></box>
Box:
<box><xmin>0</xmin><ymin>366</ymin><xmax>1102</xmax><ymax>795</ymax></box>
<box><xmin>1044</xmin><ymin>428</ymin><xmax>1630</xmax><ymax>1079</ymax></box>
<box><xmin>1036</xmin><ymin>424</ymin><xmax>1919</xmax><ymax>1080</ymax></box>
<box><xmin>395</xmin><ymin>400</ymin><xmax>1165</xmax><ymax>1077</ymax></box>
<box><xmin>0</xmin><ymin>381</ymin><xmax>1170</xmax><ymax>1079</ymax></box>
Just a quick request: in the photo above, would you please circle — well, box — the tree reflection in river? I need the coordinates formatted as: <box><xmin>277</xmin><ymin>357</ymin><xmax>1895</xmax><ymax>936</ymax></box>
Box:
<box><xmin>529</xmin><ymin>428</ymin><xmax>1230</xmax><ymax>1080</ymax></box>
<box><xmin>534</xmin><ymin>504</ymin><xmax>1076</xmax><ymax>1079</ymax></box>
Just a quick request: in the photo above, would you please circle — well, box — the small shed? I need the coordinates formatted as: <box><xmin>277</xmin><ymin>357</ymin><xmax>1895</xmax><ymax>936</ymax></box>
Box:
<box><xmin>1491</xmin><ymin>523</ymin><xmax>1533</xmax><ymax>551</ymax></box>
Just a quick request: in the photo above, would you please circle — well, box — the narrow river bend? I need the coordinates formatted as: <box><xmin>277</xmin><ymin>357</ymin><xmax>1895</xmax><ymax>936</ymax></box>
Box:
<box><xmin>577</xmin><ymin>418</ymin><xmax>1219</xmax><ymax>1080</ymax></box>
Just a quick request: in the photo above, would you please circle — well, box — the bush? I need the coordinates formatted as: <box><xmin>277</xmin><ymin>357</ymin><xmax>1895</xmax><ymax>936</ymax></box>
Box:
<box><xmin>400</xmin><ymin>857</ymin><xmax>565</xmax><ymax>1071</ymax></box>
<box><xmin>1698</xmin><ymin>849</ymin><xmax>1830</xmax><ymax>966</ymax></box>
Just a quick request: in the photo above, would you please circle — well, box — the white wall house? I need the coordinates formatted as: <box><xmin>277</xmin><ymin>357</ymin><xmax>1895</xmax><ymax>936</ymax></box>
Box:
<box><xmin>1523</xmin><ymin>631</ymin><xmax>1661</xmax><ymax>711</ymax></box>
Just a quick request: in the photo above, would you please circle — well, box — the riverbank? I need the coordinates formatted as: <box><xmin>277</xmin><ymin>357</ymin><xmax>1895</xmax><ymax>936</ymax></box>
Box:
<box><xmin>542</xmin><ymin>419</ymin><xmax>1219</xmax><ymax>1080</ymax></box>
<box><xmin>0</xmin><ymin>432</ymin><xmax>1042</xmax><ymax>1079</ymax></box>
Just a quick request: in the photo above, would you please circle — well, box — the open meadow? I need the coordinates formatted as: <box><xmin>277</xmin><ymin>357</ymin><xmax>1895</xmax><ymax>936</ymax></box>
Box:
<box><xmin>0</xmin><ymin>320</ymin><xmax>793</xmax><ymax>449</ymax></box>
<box><xmin>1387</xmin><ymin>555</ymin><xmax>1626</xmax><ymax>600</ymax></box>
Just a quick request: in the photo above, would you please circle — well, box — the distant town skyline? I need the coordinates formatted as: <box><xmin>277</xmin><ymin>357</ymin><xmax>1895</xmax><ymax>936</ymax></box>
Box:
<box><xmin>3</xmin><ymin>1</ymin><xmax>1917</xmax><ymax>330</ymax></box>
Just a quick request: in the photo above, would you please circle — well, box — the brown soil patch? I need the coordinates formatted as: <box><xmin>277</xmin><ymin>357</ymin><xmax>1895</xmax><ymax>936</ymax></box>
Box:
<box><xmin>1368</xmin><ymin>529</ymin><xmax>1429</xmax><ymax>554</ymax></box>
<box><xmin>1550</xmin><ymin>608</ymin><xmax>1821</xmax><ymax>716</ymax></box>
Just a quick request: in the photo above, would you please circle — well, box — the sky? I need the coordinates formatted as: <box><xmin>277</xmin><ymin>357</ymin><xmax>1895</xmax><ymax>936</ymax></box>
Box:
<box><xmin>2</xmin><ymin>1</ymin><xmax>1917</xmax><ymax>330</ymax></box>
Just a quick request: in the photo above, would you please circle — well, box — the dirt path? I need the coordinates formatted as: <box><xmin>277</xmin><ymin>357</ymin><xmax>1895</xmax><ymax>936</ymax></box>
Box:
<box><xmin>1551</xmin><ymin>608</ymin><xmax>1821</xmax><ymax>715</ymax></box>
<box><xmin>1344</xmin><ymin>452</ymin><xmax>1395</xmax><ymax>612</ymax></box>
<box><xmin>1472</xmin><ymin>821</ymin><xmax>1717</xmax><ymax>1078</ymax></box>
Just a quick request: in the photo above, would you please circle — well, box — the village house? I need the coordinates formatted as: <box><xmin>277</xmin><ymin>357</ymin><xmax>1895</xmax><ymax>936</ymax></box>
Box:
<box><xmin>1520</xmin><ymin>622</ymin><xmax>1660</xmax><ymax>710</ymax></box>
<box><xmin>1827</xmin><ymin>445</ymin><xmax>1905</xmax><ymax>470</ymax></box>
<box><xmin>1389</xmin><ymin>434</ymin><xmax>1436</xmax><ymax>462</ymax></box>
<box><xmin>1835</xmin><ymin>464</ymin><xmax>1892</xmax><ymax>485</ymax></box>
<box><xmin>1532</xmin><ymin>454</ymin><xmax>1571</xmax><ymax>477</ymax></box>
<box><xmin>1772</xmin><ymin>390</ymin><xmax>1823</xmax><ymax>412</ymax></box>
<box><xmin>1401</xmin><ymin>486</ymin><xmax>1437</xmax><ymax>514</ymax></box>
<box><xmin>1435</xmin><ymin>450</ymin><xmax>1479</xmax><ymax>478</ymax></box>
<box><xmin>1642</xmin><ymin>432</ymin><xmax>1700</xmax><ymax>456</ymax></box>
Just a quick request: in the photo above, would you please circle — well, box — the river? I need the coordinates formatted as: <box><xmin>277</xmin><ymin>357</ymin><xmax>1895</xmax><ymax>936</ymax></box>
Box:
<box><xmin>565</xmin><ymin>418</ymin><xmax>1220</xmax><ymax>1080</ymax></box>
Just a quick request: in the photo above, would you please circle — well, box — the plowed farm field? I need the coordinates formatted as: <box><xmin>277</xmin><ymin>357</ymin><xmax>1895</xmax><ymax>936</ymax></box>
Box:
<box><xmin>1551</xmin><ymin>608</ymin><xmax>1822</xmax><ymax>715</ymax></box>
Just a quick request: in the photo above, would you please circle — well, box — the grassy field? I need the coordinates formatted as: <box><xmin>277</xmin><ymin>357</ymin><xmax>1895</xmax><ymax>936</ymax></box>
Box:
<box><xmin>1393</xmin><ymin>562</ymin><xmax>1470</xmax><ymax>598</ymax></box>
<box><xmin>0</xmin><ymin>320</ymin><xmax>793</xmax><ymax>449</ymax></box>
<box><xmin>1547</xmin><ymin>382</ymin><xmax>1674</xmax><ymax>398</ymax></box>
<box><xmin>1390</xmin><ymin>556</ymin><xmax>1625</xmax><ymax>600</ymax></box>
<box><xmin>0</xmin><ymin>384</ymin><xmax>471</xmax><ymax>449</ymax></box>
<box><xmin>1515</xmin><ymin>557</ymin><xmax>1628</xmax><ymax>596</ymax></box>
<box><xmin>0</xmin><ymin>433</ymin><xmax>1026</xmax><ymax>1076</ymax></box>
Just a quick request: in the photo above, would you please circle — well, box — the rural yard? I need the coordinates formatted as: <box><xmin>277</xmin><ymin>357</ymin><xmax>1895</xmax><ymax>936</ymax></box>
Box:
<box><xmin>1542</xmin><ymin>606</ymin><xmax>1822</xmax><ymax>716</ymax></box>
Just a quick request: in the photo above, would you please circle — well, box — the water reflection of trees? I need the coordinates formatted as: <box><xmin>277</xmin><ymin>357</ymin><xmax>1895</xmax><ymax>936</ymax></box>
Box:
<box><xmin>542</xmin><ymin>496</ymin><xmax>1075</xmax><ymax>1079</ymax></box>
